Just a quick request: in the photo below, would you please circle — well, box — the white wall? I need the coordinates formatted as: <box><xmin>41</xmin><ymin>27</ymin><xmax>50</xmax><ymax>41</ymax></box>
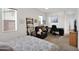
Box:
<box><xmin>65</xmin><ymin>10</ymin><xmax>77</xmax><ymax>35</ymax></box>
<box><xmin>46</xmin><ymin>9</ymin><xmax>77</xmax><ymax>35</ymax></box>
<box><xmin>17</xmin><ymin>8</ymin><xmax>45</xmax><ymax>34</ymax></box>
<box><xmin>77</xmin><ymin>9</ymin><xmax>79</xmax><ymax>49</ymax></box>
<box><xmin>46</xmin><ymin>11</ymin><xmax>67</xmax><ymax>35</ymax></box>
<box><xmin>47</xmin><ymin>11</ymin><xmax>65</xmax><ymax>28</ymax></box>
<box><xmin>0</xmin><ymin>9</ymin><xmax>2</xmax><ymax>32</ymax></box>
<box><xmin>0</xmin><ymin>8</ymin><xmax>79</xmax><ymax>49</ymax></box>
<box><xmin>0</xmin><ymin>8</ymin><xmax>45</xmax><ymax>41</ymax></box>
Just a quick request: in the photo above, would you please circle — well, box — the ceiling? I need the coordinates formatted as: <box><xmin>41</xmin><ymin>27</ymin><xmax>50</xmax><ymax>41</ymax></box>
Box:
<box><xmin>37</xmin><ymin>8</ymin><xmax>77</xmax><ymax>13</ymax></box>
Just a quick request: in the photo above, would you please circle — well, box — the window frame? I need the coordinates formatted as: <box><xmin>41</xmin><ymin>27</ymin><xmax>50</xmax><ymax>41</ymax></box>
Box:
<box><xmin>2</xmin><ymin>8</ymin><xmax>17</xmax><ymax>32</ymax></box>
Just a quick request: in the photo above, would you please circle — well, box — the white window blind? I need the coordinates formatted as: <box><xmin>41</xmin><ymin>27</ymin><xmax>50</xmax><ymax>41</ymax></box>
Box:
<box><xmin>2</xmin><ymin>8</ymin><xmax>17</xmax><ymax>32</ymax></box>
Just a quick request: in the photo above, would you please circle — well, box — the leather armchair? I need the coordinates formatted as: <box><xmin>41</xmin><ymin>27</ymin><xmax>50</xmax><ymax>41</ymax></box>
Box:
<box><xmin>35</xmin><ymin>26</ymin><xmax>48</xmax><ymax>39</ymax></box>
<box><xmin>50</xmin><ymin>25</ymin><xmax>64</xmax><ymax>36</ymax></box>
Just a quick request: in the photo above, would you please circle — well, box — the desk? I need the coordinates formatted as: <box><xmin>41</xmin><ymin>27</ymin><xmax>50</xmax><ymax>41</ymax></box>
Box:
<box><xmin>69</xmin><ymin>32</ymin><xmax>78</xmax><ymax>47</ymax></box>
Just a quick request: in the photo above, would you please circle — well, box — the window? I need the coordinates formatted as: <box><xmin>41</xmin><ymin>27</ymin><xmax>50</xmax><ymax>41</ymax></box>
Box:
<box><xmin>39</xmin><ymin>16</ymin><xmax>44</xmax><ymax>25</ymax></box>
<box><xmin>2</xmin><ymin>8</ymin><xmax>17</xmax><ymax>32</ymax></box>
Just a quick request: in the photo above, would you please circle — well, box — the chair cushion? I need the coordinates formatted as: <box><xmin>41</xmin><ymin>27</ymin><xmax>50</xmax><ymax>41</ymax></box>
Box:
<box><xmin>37</xmin><ymin>29</ymin><xmax>42</xmax><ymax>35</ymax></box>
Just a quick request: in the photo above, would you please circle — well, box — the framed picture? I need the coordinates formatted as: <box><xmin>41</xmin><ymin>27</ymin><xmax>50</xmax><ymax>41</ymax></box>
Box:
<box><xmin>34</xmin><ymin>19</ymin><xmax>37</xmax><ymax>23</ymax></box>
<box><xmin>51</xmin><ymin>16</ymin><xmax>58</xmax><ymax>23</ymax></box>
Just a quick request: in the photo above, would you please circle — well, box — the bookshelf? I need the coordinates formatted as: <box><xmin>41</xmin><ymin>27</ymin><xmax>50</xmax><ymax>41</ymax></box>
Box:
<box><xmin>26</xmin><ymin>18</ymin><xmax>34</xmax><ymax>35</ymax></box>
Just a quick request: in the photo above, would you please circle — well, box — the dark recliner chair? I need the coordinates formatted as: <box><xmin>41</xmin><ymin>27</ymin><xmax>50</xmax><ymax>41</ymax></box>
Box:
<box><xmin>50</xmin><ymin>25</ymin><xmax>64</xmax><ymax>36</ymax></box>
<box><xmin>50</xmin><ymin>25</ymin><xmax>58</xmax><ymax>35</ymax></box>
<box><xmin>35</xmin><ymin>26</ymin><xmax>48</xmax><ymax>39</ymax></box>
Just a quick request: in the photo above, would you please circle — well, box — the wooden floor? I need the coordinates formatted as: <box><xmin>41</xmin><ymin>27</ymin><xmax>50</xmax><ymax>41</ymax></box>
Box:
<box><xmin>45</xmin><ymin>33</ymin><xmax>78</xmax><ymax>51</ymax></box>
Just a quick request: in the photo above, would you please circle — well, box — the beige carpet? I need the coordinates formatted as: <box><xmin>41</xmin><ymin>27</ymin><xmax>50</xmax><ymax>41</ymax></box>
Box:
<box><xmin>45</xmin><ymin>34</ymin><xmax>78</xmax><ymax>51</ymax></box>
